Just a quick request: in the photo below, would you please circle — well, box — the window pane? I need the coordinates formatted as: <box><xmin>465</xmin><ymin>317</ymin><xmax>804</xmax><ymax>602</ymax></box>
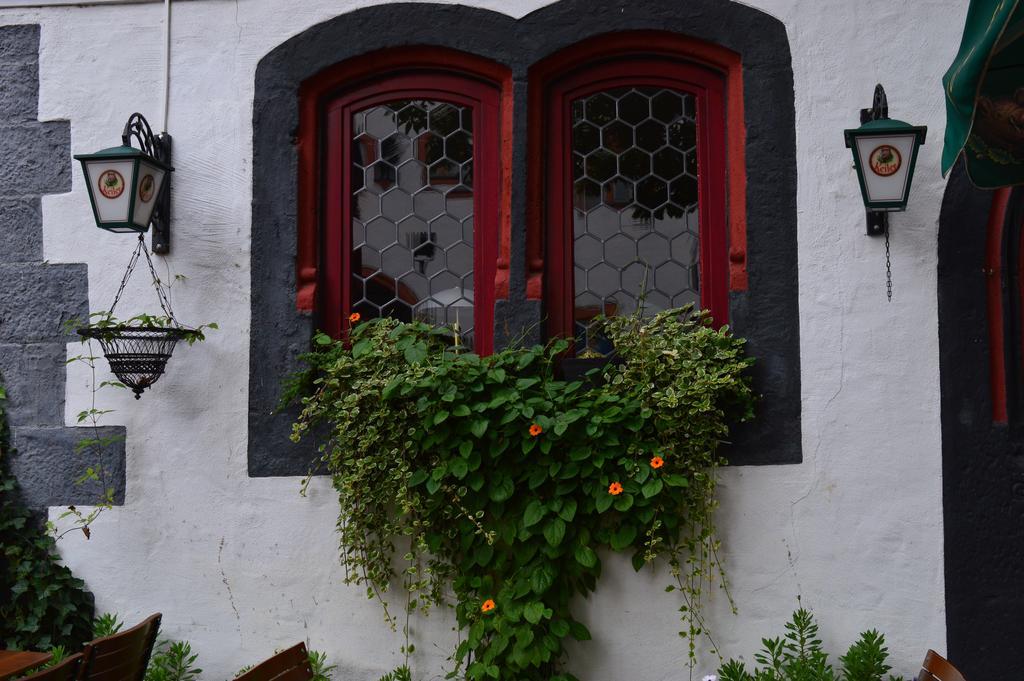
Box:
<box><xmin>571</xmin><ymin>87</ymin><xmax>699</xmax><ymax>355</ymax></box>
<box><xmin>351</xmin><ymin>101</ymin><xmax>476</xmax><ymax>347</ymax></box>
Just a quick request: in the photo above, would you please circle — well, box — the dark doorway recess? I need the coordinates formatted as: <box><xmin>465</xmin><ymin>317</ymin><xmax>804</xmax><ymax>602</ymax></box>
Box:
<box><xmin>938</xmin><ymin>161</ymin><xmax>1024</xmax><ymax>680</ymax></box>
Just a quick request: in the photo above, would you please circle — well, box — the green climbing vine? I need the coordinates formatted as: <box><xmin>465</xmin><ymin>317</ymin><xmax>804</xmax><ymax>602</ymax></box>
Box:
<box><xmin>286</xmin><ymin>308</ymin><xmax>755</xmax><ymax>680</ymax></box>
<box><xmin>0</xmin><ymin>375</ymin><xmax>95</xmax><ymax>649</ymax></box>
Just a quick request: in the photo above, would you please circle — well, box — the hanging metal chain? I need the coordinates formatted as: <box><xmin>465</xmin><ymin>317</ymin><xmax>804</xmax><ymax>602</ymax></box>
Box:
<box><xmin>140</xmin><ymin>235</ymin><xmax>177</xmax><ymax>322</ymax></box>
<box><xmin>108</xmin><ymin>237</ymin><xmax>144</xmax><ymax>317</ymax></box>
<box><xmin>108</xmin><ymin>234</ymin><xmax>178</xmax><ymax>324</ymax></box>
<box><xmin>884</xmin><ymin>222</ymin><xmax>892</xmax><ymax>301</ymax></box>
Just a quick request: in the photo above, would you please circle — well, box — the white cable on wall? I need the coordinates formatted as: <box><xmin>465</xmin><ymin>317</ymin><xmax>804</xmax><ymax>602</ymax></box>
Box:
<box><xmin>161</xmin><ymin>0</ymin><xmax>170</xmax><ymax>134</ymax></box>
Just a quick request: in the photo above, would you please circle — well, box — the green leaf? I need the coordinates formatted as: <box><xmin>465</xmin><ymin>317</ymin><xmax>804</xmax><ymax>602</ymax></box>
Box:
<box><xmin>557</xmin><ymin>498</ymin><xmax>577</xmax><ymax>523</ymax></box>
<box><xmin>641</xmin><ymin>478</ymin><xmax>664</xmax><ymax>498</ymax></box>
<box><xmin>523</xmin><ymin>500</ymin><xmax>546</xmax><ymax>528</ymax></box>
<box><xmin>569</xmin><ymin>621</ymin><xmax>592</xmax><ymax>641</ymax></box>
<box><xmin>665</xmin><ymin>474</ymin><xmax>689</xmax><ymax>488</ymax></box>
<box><xmin>613</xmin><ymin>493</ymin><xmax>634</xmax><ymax>512</ymax></box>
<box><xmin>475</xmin><ymin>543</ymin><xmax>494</xmax><ymax>567</ymax></box>
<box><xmin>595</xmin><ymin>492</ymin><xmax>614</xmax><ymax>513</ymax></box>
<box><xmin>490</xmin><ymin>477</ymin><xmax>514</xmax><ymax>502</ymax></box>
<box><xmin>610</xmin><ymin>525</ymin><xmax>637</xmax><ymax>551</ymax></box>
<box><xmin>470</xmin><ymin>420</ymin><xmax>489</xmax><ymax>438</ymax></box>
<box><xmin>523</xmin><ymin>602</ymin><xmax>545</xmax><ymax>624</ymax></box>
<box><xmin>449</xmin><ymin>458</ymin><xmax>468</xmax><ymax>479</ymax></box>
<box><xmin>551</xmin><ymin>620</ymin><xmax>570</xmax><ymax>638</ymax></box>
<box><xmin>543</xmin><ymin>518</ymin><xmax>566</xmax><ymax>547</ymax></box>
<box><xmin>574</xmin><ymin>545</ymin><xmax>598</xmax><ymax>568</ymax></box>
<box><xmin>434</xmin><ymin>410</ymin><xmax>450</xmax><ymax>425</ymax></box>
<box><xmin>352</xmin><ymin>339</ymin><xmax>373</xmax><ymax>357</ymax></box>
<box><xmin>530</xmin><ymin>565</ymin><xmax>556</xmax><ymax>594</ymax></box>
<box><xmin>453</xmin><ymin>404</ymin><xmax>472</xmax><ymax>417</ymax></box>
<box><xmin>404</xmin><ymin>343</ymin><xmax>428</xmax><ymax>364</ymax></box>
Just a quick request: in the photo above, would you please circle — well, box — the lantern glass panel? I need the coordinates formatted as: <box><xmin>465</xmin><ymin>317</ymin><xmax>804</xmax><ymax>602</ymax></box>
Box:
<box><xmin>131</xmin><ymin>159</ymin><xmax>166</xmax><ymax>230</ymax></box>
<box><xmin>853</xmin><ymin>133</ymin><xmax>918</xmax><ymax>207</ymax></box>
<box><xmin>84</xmin><ymin>159</ymin><xmax>136</xmax><ymax>226</ymax></box>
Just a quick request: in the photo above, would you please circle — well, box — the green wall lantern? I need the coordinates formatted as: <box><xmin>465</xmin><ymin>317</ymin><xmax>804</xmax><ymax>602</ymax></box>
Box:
<box><xmin>74</xmin><ymin>113</ymin><xmax>174</xmax><ymax>253</ymax></box>
<box><xmin>844</xmin><ymin>85</ymin><xmax>927</xmax><ymax>236</ymax></box>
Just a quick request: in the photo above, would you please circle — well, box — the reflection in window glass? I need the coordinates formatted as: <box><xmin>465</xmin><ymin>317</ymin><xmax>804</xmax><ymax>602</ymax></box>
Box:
<box><xmin>571</xmin><ymin>87</ymin><xmax>699</xmax><ymax>355</ymax></box>
<box><xmin>350</xmin><ymin>101</ymin><xmax>476</xmax><ymax>346</ymax></box>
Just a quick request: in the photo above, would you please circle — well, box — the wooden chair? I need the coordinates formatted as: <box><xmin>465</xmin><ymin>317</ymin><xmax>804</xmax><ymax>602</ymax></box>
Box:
<box><xmin>78</xmin><ymin>613</ymin><xmax>161</xmax><ymax>681</ymax></box>
<box><xmin>234</xmin><ymin>643</ymin><xmax>313</xmax><ymax>681</ymax></box>
<box><xmin>15</xmin><ymin>654</ymin><xmax>84</xmax><ymax>681</ymax></box>
<box><xmin>918</xmin><ymin>649</ymin><xmax>968</xmax><ymax>681</ymax></box>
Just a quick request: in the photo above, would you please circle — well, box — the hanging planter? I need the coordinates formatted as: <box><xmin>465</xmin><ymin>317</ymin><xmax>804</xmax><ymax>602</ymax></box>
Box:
<box><xmin>76</xmin><ymin>236</ymin><xmax>214</xmax><ymax>399</ymax></box>
<box><xmin>78</xmin><ymin>325</ymin><xmax>191</xmax><ymax>399</ymax></box>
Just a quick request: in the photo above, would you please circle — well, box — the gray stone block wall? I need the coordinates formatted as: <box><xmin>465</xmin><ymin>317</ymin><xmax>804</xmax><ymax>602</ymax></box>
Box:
<box><xmin>0</xmin><ymin>24</ymin><xmax>126</xmax><ymax>511</ymax></box>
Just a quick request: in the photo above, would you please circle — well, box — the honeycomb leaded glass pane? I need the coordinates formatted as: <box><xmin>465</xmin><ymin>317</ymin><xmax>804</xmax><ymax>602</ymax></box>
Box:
<box><xmin>351</xmin><ymin>101</ymin><xmax>475</xmax><ymax>347</ymax></box>
<box><xmin>571</xmin><ymin>86</ymin><xmax>699</xmax><ymax>356</ymax></box>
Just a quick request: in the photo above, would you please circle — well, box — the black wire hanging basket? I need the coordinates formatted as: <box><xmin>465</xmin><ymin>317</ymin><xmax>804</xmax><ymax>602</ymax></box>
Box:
<box><xmin>77</xmin><ymin>236</ymin><xmax>203</xmax><ymax>399</ymax></box>
<box><xmin>77</xmin><ymin>326</ymin><xmax>191</xmax><ymax>398</ymax></box>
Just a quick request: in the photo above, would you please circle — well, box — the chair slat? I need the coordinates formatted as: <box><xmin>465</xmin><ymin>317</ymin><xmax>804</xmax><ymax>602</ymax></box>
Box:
<box><xmin>920</xmin><ymin>650</ymin><xmax>968</xmax><ymax>681</ymax></box>
<box><xmin>15</xmin><ymin>654</ymin><xmax>84</xmax><ymax>681</ymax></box>
<box><xmin>79</xmin><ymin>613</ymin><xmax>161</xmax><ymax>681</ymax></box>
<box><xmin>233</xmin><ymin>643</ymin><xmax>313</xmax><ymax>681</ymax></box>
<box><xmin>270</xmin><ymin>667</ymin><xmax>316</xmax><ymax>681</ymax></box>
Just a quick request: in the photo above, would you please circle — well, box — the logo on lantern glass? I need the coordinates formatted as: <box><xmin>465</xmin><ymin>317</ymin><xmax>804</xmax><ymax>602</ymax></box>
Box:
<box><xmin>98</xmin><ymin>170</ymin><xmax>125</xmax><ymax>199</ymax></box>
<box><xmin>868</xmin><ymin>145</ymin><xmax>902</xmax><ymax>177</ymax></box>
<box><xmin>139</xmin><ymin>174</ymin><xmax>155</xmax><ymax>203</ymax></box>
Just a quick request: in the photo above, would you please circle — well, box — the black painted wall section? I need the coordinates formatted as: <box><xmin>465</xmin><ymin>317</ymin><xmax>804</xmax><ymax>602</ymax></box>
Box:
<box><xmin>0</xmin><ymin>24</ymin><xmax>125</xmax><ymax>511</ymax></box>
<box><xmin>249</xmin><ymin>0</ymin><xmax>800</xmax><ymax>476</ymax></box>
<box><xmin>938</xmin><ymin>163</ymin><xmax>1024</xmax><ymax>680</ymax></box>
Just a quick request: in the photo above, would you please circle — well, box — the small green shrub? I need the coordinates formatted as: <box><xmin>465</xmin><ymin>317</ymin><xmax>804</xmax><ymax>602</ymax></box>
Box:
<box><xmin>92</xmin><ymin>612</ymin><xmax>124</xmax><ymax>639</ymax></box>
<box><xmin>377</xmin><ymin>666</ymin><xmax>412</xmax><ymax>681</ymax></box>
<box><xmin>145</xmin><ymin>640</ymin><xmax>202</xmax><ymax>681</ymax></box>
<box><xmin>717</xmin><ymin>609</ymin><xmax>905</xmax><ymax>681</ymax></box>
<box><xmin>308</xmin><ymin>649</ymin><xmax>338</xmax><ymax>681</ymax></box>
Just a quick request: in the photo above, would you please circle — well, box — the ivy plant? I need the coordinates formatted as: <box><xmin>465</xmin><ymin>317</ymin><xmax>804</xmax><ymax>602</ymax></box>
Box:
<box><xmin>0</xmin><ymin>377</ymin><xmax>96</xmax><ymax>650</ymax></box>
<box><xmin>287</xmin><ymin>307</ymin><xmax>755</xmax><ymax>680</ymax></box>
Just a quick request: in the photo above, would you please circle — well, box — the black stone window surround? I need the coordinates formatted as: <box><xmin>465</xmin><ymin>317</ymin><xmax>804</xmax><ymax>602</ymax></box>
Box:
<box><xmin>248</xmin><ymin>0</ymin><xmax>801</xmax><ymax>476</ymax></box>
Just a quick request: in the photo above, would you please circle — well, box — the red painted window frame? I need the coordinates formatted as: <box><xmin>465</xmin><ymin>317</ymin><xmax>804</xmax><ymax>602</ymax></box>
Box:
<box><xmin>986</xmin><ymin>187</ymin><xmax>1013</xmax><ymax>423</ymax></box>
<box><xmin>297</xmin><ymin>48</ymin><xmax>511</xmax><ymax>354</ymax></box>
<box><xmin>527</xmin><ymin>33</ymin><xmax>744</xmax><ymax>342</ymax></box>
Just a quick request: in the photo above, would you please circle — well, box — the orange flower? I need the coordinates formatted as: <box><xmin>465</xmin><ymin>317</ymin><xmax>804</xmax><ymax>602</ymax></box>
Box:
<box><xmin>348</xmin><ymin>312</ymin><xmax>361</xmax><ymax>323</ymax></box>
<box><xmin>650</xmin><ymin>456</ymin><xmax>664</xmax><ymax>469</ymax></box>
<box><xmin>481</xmin><ymin>599</ymin><xmax>496</xmax><ymax>613</ymax></box>
<box><xmin>608</xmin><ymin>482</ymin><xmax>623</xmax><ymax>496</ymax></box>
<box><xmin>529</xmin><ymin>424</ymin><xmax>543</xmax><ymax>437</ymax></box>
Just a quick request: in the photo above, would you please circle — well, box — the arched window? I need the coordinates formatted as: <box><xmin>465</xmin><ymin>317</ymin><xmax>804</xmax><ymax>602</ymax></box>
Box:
<box><xmin>528</xmin><ymin>34</ymin><xmax>742</xmax><ymax>354</ymax></box>
<box><xmin>296</xmin><ymin>49</ymin><xmax>510</xmax><ymax>354</ymax></box>
<box><xmin>251</xmin><ymin>4</ymin><xmax>800</xmax><ymax>474</ymax></box>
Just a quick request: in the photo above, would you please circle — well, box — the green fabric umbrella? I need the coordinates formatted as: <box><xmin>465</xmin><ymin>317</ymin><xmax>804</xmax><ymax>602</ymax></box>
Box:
<box><xmin>943</xmin><ymin>0</ymin><xmax>1024</xmax><ymax>188</ymax></box>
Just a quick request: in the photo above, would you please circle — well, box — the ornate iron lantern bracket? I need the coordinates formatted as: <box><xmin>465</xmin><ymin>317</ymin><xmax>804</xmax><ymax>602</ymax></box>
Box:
<box><xmin>122</xmin><ymin>113</ymin><xmax>173</xmax><ymax>253</ymax></box>
<box><xmin>860</xmin><ymin>85</ymin><xmax>890</xmax><ymax>237</ymax></box>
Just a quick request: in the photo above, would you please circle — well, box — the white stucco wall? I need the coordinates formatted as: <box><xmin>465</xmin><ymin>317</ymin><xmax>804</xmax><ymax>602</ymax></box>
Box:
<box><xmin>0</xmin><ymin>0</ymin><xmax>965</xmax><ymax>678</ymax></box>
